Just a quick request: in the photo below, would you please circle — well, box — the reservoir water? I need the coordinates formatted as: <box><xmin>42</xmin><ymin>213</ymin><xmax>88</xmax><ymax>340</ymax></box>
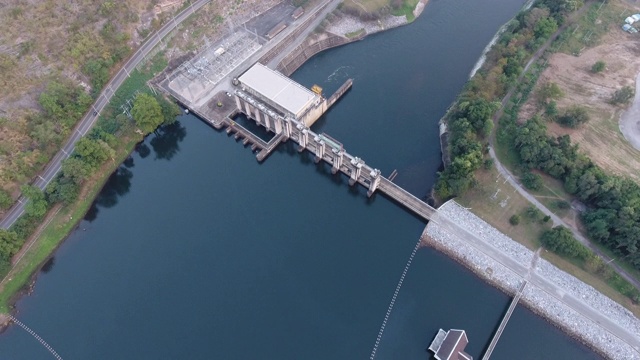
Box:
<box><xmin>0</xmin><ymin>0</ymin><xmax>602</xmax><ymax>358</ymax></box>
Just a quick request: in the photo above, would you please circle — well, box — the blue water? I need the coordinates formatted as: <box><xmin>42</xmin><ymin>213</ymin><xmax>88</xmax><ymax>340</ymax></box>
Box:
<box><xmin>0</xmin><ymin>0</ymin><xmax>601</xmax><ymax>359</ymax></box>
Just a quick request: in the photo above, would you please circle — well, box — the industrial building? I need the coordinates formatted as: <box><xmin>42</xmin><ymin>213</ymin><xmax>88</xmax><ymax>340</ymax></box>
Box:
<box><xmin>234</xmin><ymin>62</ymin><xmax>329</xmax><ymax>130</ymax></box>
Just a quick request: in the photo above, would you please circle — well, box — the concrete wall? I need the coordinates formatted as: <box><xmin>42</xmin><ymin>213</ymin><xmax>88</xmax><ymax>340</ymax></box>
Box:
<box><xmin>257</xmin><ymin>1</ymin><xmax>333</xmax><ymax>66</ymax></box>
<box><xmin>276</xmin><ymin>34</ymin><xmax>355</xmax><ymax>76</ymax></box>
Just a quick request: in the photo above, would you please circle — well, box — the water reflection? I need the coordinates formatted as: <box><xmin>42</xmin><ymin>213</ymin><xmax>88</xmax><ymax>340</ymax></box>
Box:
<box><xmin>149</xmin><ymin>121</ymin><xmax>187</xmax><ymax>161</ymax></box>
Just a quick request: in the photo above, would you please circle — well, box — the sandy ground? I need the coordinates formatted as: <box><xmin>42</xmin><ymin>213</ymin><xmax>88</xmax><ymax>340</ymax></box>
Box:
<box><xmin>620</xmin><ymin>72</ymin><xmax>640</xmax><ymax>149</ymax></box>
<box><xmin>519</xmin><ymin>25</ymin><xmax>640</xmax><ymax>181</ymax></box>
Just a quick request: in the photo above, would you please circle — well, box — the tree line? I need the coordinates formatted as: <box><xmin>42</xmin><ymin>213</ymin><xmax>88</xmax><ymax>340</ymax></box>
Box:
<box><xmin>0</xmin><ymin>92</ymin><xmax>180</xmax><ymax>278</ymax></box>
<box><xmin>436</xmin><ymin>1</ymin><xmax>571</xmax><ymax>198</ymax></box>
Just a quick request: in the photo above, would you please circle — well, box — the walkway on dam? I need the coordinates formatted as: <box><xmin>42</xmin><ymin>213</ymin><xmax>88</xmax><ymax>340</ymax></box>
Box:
<box><xmin>377</xmin><ymin>178</ymin><xmax>436</xmax><ymax>221</ymax></box>
<box><xmin>482</xmin><ymin>280</ymin><xmax>527</xmax><ymax>360</ymax></box>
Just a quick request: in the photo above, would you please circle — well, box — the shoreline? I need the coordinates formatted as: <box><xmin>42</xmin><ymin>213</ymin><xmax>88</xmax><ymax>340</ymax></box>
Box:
<box><xmin>424</xmin><ymin>200</ymin><xmax>640</xmax><ymax>360</ymax></box>
<box><xmin>275</xmin><ymin>0</ymin><xmax>430</xmax><ymax>76</ymax></box>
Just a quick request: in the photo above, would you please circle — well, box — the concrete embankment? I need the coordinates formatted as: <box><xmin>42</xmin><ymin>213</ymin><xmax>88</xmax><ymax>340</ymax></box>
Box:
<box><xmin>275</xmin><ymin>0</ymin><xmax>430</xmax><ymax>76</ymax></box>
<box><xmin>423</xmin><ymin>200</ymin><xmax>640</xmax><ymax>360</ymax></box>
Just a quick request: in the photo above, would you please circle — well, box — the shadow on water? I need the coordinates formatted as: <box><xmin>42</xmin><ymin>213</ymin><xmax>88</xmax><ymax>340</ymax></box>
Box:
<box><xmin>40</xmin><ymin>257</ymin><xmax>55</xmax><ymax>274</ymax></box>
<box><xmin>277</xmin><ymin>141</ymin><xmax>377</xmax><ymax>204</ymax></box>
<box><xmin>135</xmin><ymin>143</ymin><xmax>151</xmax><ymax>159</ymax></box>
<box><xmin>231</xmin><ymin>113</ymin><xmax>275</xmax><ymax>142</ymax></box>
<box><xmin>84</xmin><ymin>165</ymin><xmax>134</xmax><ymax>222</ymax></box>
<box><xmin>149</xmin><ymin>121</ymin><xmax>187</xmax><ymax>161</ymax></box>
<box><xmin>84</xmin><ymin>122</ymin><xmax>188</xmax><ymax>222</ymax></box>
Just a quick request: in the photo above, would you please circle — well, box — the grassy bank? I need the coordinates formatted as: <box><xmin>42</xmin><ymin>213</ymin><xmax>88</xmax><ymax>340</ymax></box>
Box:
<box><xmin>0</xmin><ymin>52</ymin><xmax>170</xmax><ymax>313</ymax></box>
<box><xmin>0</xmin><ymin>135</ymin><xmax>140</xmax><ymax>313</ymax></box>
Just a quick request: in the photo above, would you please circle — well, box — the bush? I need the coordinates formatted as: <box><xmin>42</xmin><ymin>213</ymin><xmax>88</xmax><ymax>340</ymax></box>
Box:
<box><xmin>591</xmin><ymin>60</ymin><xmax>605</xmax><ymax>73</ymax></box>
<box><xmin>544</xmin><ymin>101</ymin><xmax>558</xmax><ymax>119</ymax></box>
<box><xmin>522</xmin><ymin>172</ymin><xmax>543</xmax><ymax>190</ymax></box>
<box><xmin>540</xmin><ymin>226</ymin><xmax>590</xmax><ymax>260</ymax></box>
<box><xmin>542</xmin><ymin>215</ymin><xmax>551</xmax><ymax>223</ymax></box>
<box><xmin>554</xmin><ymin>200</ymin><xmax>571</xmax><ymax>210</ymax></box>
<box><xmin>525</xmin><ymin>206</ymin><xmax>543</xmax><ymax>221</ymax></box>
<box><xmin>557</xmin><ymin>105</ymin><xmax>589</xmax><ymax>128</ymax></box>
<box><xmin>610</xmin><ymin>86</ymin><xmax>634</xmax><ymax>105</ymax></box>
<box><xmin>483</xmin><ymin>158</ymin><xmax>494</xmax><ymax>170</ymax></box>
<box><xmin>509</xmin><ymin>214</ymin><xmax>521</xmax><ymax>225</ymax></box>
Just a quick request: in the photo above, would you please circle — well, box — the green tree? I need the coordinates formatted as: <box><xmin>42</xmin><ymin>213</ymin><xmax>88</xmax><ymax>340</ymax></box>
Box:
<box><xmin>132</xmin><ymin>93</ymin><xmax>164</xmax><ymax>134</ymax></box>
<box><xmin>537</xmin><ymin>82</ymin><xmax>564</xmax><ymax>105</ymax></box>
<box><xmin>62</xmin><ymin>157</ymin><xmax>91</xmax><ymax>182</ymax></box>
<box><xmin>20</xmin><ymin>185</ymin><xmax>48</xmax><ymax>218</ymax></box>
<box><xmin>534</xmin><ymin>17</ymin><xmax>558</xmax><ymax>40</ymax></box>
<box><xmin>74</xmin><ymin>137</ymin><xmax>114</xmax><ymax>169</ymax></box>
<box><xmin>522</xmin><ymin>172</ymin><xmax>543</xmax><ymax>190</ymax></box>
<box><xmin>509</xmin><ymin>214</ymin><xmax>521</xmax><ymax>225</ymax></box>
<box><xmin>457</xmin><ymin>98</ymin><xmax>500</xmax><ymax>132</ymax></box>
<box><xmin>0</xmin><ymin>229</ymin><xmax>21</xmax><ymax>259</ymax></box>
<box><xmin>38</xmin><ymin>80</ymin><xmax>92</xmax><ymax>129</ymax></box>
<box><xmin>160</xmin><ymin>97</ymin><xmax>180</xmax><ymax>126</ymax></box>
<box><xmin>30</xmin><ymin>121</ymin><xmax>62</xmax><ymax>150</ymax></box>
<box><xmin>46</xmin><ymin>176</ymin><xmax>80</xmax><ymax>205</ymax></box>
<box><xmin>591</xmin><ymin>61</ymin><xmax>606</xmax><ymax>73</ymax></box>
<box><xmin>0</xmin><ymin>188</ymin><xmax>13</xmax><ymax>210</ymax></box>
<box><xmin>83</xmin><ymin>59</ymin><xmax>111</xmax><ymax>95</ymax></box>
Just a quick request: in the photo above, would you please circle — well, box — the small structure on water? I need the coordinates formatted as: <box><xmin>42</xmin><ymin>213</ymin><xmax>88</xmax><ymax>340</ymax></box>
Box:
<box><xmin>428</xmin><ymin>329</ymin><xmax>473</xmax><ymax>360</ymax></box>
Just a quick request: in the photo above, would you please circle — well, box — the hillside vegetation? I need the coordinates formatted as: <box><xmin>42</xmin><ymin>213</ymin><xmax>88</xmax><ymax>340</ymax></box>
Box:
<box><xmin>0</xmin><ymin>0</ymin><xmax>287</xmax><ymax>306</ymax></box>
<box><xmin>0</xmin><ymin>0</ymin><xmax>169</xmax><ymax>208</ymax></box>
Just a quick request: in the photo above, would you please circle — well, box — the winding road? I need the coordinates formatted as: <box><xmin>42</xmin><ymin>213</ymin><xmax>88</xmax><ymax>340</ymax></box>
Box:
<box><xmin>488</xmin><ymin>0</ymin><xmax>640</xmax><ymax>291</ymax></box>
<box><xmin>0</xmin><ymin>0</ymin><xmax>212</xmax><ymax>230</ymax></box>
<box><xmin>619</xmin><ymin>72</ymin><xmax>640</xmax><ymax>151</ymax></box>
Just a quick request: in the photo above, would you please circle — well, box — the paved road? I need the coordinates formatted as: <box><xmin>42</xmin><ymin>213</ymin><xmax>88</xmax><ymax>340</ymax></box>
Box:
<box><xmin>485</xmin><ymin>1</ymin><xmax>640</xmax><ymax>291</ymax></box>
<box><xmin>432</xmin><ymin>213</ymin><xmax>640</xmax><ymax>356</ymax></box>
<box><xmin>619</xmin><ymin>72</ymin><xmax>640</xmax><ymax>150</ymax></box>
<box><xmin>0</xmin><ymin>0</ymin><xmax>212</xmax><ymax>230</ymax></box>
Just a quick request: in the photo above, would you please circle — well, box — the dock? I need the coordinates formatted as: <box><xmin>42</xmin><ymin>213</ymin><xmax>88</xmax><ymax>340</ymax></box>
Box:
<box><xmin>482</xmin><ymin>280</ymin><xmax>528</xmax><ymax>360</ymax></box>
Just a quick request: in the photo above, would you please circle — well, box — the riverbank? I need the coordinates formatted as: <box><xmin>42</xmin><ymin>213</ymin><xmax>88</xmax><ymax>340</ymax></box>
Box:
<box><xmin>423</xmin><ymin>200</ymin><xmax>640</xmax><ymax>360</ymax></box>
<box><xmin>0</xmin><ymin>132</ymin><xmax>141</xmax><ymax>328</ymax></box>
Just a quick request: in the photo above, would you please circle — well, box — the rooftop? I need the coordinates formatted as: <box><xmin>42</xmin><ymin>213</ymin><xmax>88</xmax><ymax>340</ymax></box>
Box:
<box><xmin>238</xmin><ymin>63</ymin><xmax>318</xmax><ymax>118</ymax></box>
<box><xmin>429</xmin><ymin>329</ymin><xmax>473</xmax><ymax>360</ymax></box>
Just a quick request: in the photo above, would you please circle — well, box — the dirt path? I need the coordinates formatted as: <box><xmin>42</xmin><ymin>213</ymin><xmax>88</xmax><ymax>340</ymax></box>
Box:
<box><xmin>619</xmin><ymin>72</ymin><xmax>640</xmax><ymax>150</ymax></box>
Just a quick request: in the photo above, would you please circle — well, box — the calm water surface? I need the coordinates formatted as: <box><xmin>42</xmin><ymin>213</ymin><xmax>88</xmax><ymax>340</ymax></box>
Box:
<box><xmin>0</xmin><ymin>0</ymin><xmax>601</xmax><ymax>358</ymax></box>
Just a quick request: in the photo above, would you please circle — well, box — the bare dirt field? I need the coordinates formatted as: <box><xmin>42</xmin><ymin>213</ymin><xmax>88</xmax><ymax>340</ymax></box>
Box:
<box><xmin>519</xmin><ymin>2</ymin><xmax>640</xmax><ymax>182</ymax></box>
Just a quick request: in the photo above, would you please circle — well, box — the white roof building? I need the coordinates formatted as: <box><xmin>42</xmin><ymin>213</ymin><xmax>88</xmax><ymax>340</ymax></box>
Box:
<box><xmin>238</xmin><ymin>63</ymin><xmax>320</xmax><ymax>119</ymax></box>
